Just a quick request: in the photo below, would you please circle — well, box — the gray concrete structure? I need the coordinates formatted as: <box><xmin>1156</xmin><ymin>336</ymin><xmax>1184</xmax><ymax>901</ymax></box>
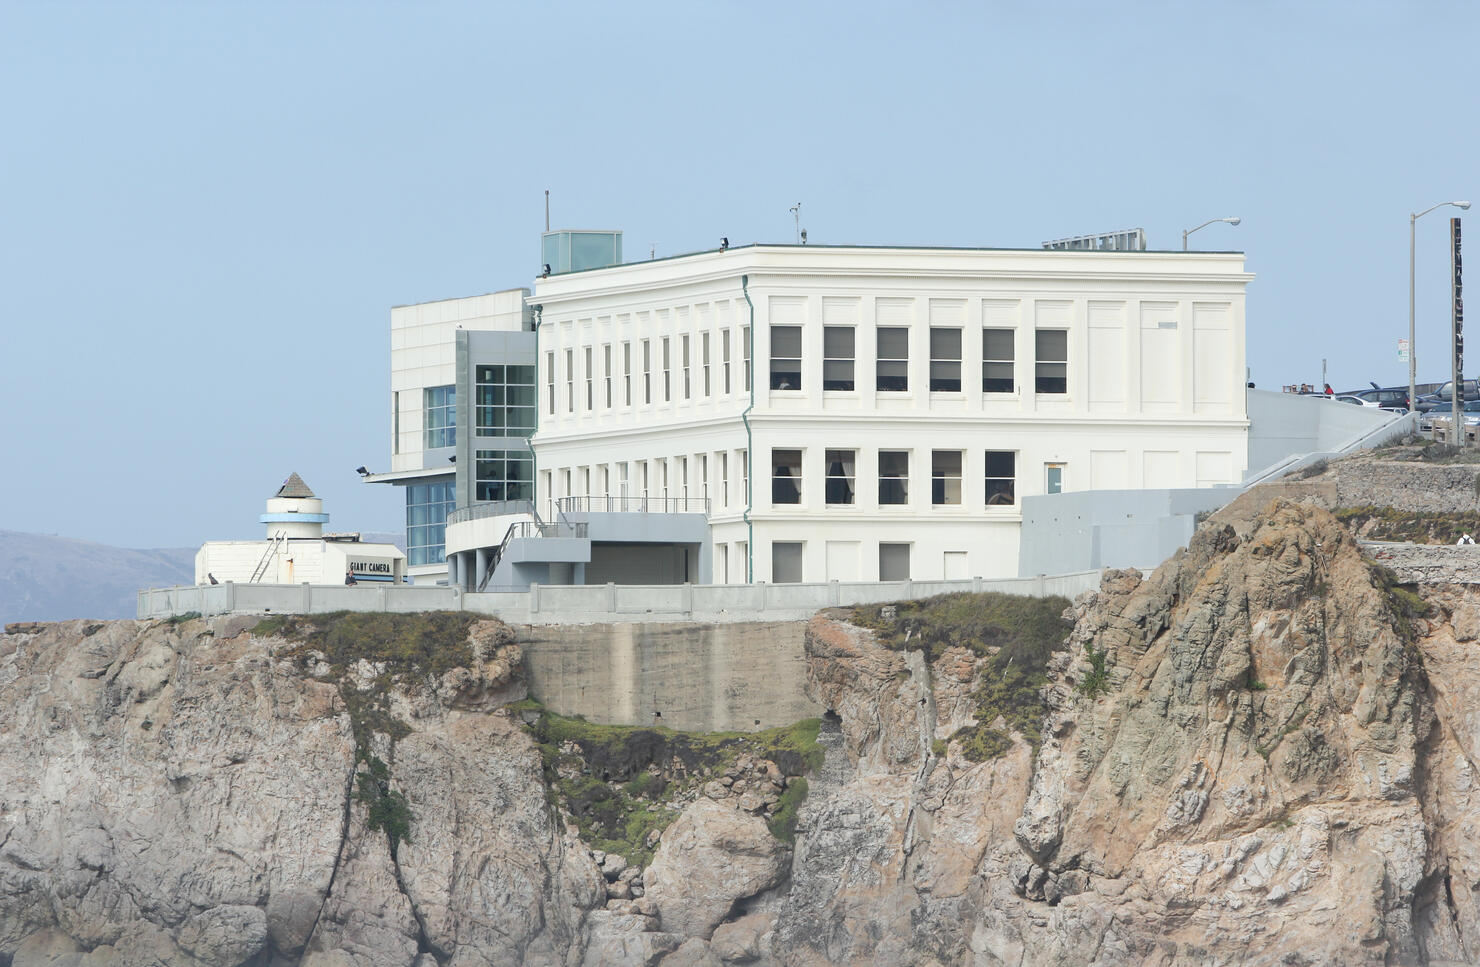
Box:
<box><xmin>520</xmin><ymin>621</ymin><xmax>819</xmax><ymax>731</ymax></box>
<box><xmin>1018</xmin><ymin>487</ymin><xmax>1237</xmax><ymax>576</ymax></box>
<box><xmin>1245</xmin><ymin>389</ymin><xmax>1400</xmax><ymax>480</ymax></box>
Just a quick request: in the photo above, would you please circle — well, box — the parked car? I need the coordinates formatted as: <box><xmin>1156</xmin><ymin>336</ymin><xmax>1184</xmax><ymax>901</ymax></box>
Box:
<box><xmin>1344</xmin><ymin>383</ymin><xmax>1410</xmax><ymax>410</ymax></box>
<box><xmin>1415</xmin><ymin>379</ymin><xmax>1480</xmax><ymax>412</ymax></box>
<box><xmin>1423</xmin><ymin>398</ymin><xmax>1480</xmax><ymax>433</ymax></box>
<box><xmin>1332</xmin><ymin>394</ymin><xmax>1377</xmax><ymax>407</ymax></box>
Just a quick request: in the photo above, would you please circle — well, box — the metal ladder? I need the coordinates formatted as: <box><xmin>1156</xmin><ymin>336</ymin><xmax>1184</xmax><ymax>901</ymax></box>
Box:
<box><xmin>250</xmin><ymin>531</ymin><xmax>287</xmax><ymax>583</ymax></box>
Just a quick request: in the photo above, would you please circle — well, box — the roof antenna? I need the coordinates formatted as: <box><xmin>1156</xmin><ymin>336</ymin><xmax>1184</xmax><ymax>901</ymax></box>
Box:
<box><xmin>650</xmin><ymin>242</ymin><xmax>657</xmax><ymax>260</ymax></box>
<box><xmin>789</xmin><ymin>202</ymin><xmax>801</xmax><ymax>243</ymax></box>
<box><xmin>544</xmin><ymin>189</ymin><xmax>550</xmax><ymax>231</ymax></box>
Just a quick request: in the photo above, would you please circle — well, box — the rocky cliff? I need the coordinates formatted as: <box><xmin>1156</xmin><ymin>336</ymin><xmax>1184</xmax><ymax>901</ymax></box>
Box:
<box><xmin>6</xmin><ymin>500</ymin><xmax>1480</xmax><ymax>965</ymax></box>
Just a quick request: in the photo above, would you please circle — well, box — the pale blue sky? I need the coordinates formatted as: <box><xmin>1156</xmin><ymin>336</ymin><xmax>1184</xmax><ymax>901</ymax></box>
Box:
<box><xmin>2</xmin><ymin>1</ymin><xmax>1475</xmax><ymax>547</ymax></box>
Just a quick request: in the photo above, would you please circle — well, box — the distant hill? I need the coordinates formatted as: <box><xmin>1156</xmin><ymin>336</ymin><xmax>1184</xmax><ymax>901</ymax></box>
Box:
<box><xmin>0</xmin><ymin>531</ymin><xmax>197</xmax><ymax>624</ymax></box>
<box><xmin>0</xmin><ymin>530</ymin><xmax>406</xmax><ymax>625</ymax></box>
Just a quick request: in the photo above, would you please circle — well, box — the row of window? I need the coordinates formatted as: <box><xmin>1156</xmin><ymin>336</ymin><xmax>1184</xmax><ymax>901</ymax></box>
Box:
<box><xmin>771</xmin><ymin>325</ymin><xmax>1066</xmax><ymax>394</ymax></box>
<box><xmin>766</xmin><ymin>541</ymin><xmax>916</xmax><ymax>583</ymax></box>
<box><xmin>547</xmin><ymin>328</ymin><xmax>754</xmax><ymax>416</ymax></box>
<box><xmin>407</xmin><ymin>480</ymin><xmax>455</xmax><ymax>566</ymax></box>
<box><xmin>771</xmin><ymin>449</ymin><xmax>1034</xmax><ymax>506</ymax></box>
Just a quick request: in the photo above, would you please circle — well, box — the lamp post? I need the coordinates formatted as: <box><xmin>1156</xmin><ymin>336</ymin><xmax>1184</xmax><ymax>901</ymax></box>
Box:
<box><xmin>1410</xmin><ymin>201</ymin><xmax>1470</xmax><ymax>421</ymax></box>
<box><xmin>1182</xmin><ymin>216</ymin><xmax>1241</xmax><ymax>251</ymax></box>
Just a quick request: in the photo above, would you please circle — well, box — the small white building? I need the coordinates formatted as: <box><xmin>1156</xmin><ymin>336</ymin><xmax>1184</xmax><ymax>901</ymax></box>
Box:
<box><xmin>196</xmin><ymin>473</ymin><xmax>406</xmax><ymax>585</ymax></box>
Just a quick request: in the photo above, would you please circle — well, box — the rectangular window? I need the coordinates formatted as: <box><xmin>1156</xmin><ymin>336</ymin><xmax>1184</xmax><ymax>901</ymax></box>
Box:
<box><xmin>823</xmin><ymin>326</ymin><xmax>855</xmax><ymax>391</ymax></box>
<box><xmin>662</xmin><ymin>337</ymin><xmax>672</xmax><ymax>402</ymax></box>
<box><xmin>1035</xmin><ymin>329</ymin><xmax>1068</xmax><ymax>394</ymax></box>
<box><xmin>879</xmin><ymin>543</ymin><xmax>911</xmax><ymax>581</ymax></box>
<box><xmin>619</xmin><ymin>462</ymin><xmax>629</xmax><ymax>497</ymax></box>
<box><xmin>698</xmin><ymin>453</ymin><xmax>708</xmax><ymax>500</ymax></box>
<box><xmin>877</xmin><ymin>328</ymin><xmax>909</xmax><ymax>392</ymax></box>
<box><xmin>603</xmin><ymin>344</ymin><xmax>612</xmax><ymax>408</ymax></box>
<box><xmin>929</xmin><ymin>327</ymin><xmax>962</xmax><ymax>392</ymax></box>
<box><xmin>475</xmin><ymin>364</ymin><xmax>536</xmax><ymax>438</ymax></box>
<box><xmin>702</xmin><ymin>332</ymin><xmax>711</xmax><ymax>397</ymax></box>
<box><xmin>583</xmin><ymin>346</ymin><xmax>593</xmax><ymax>411</ymax></box>
<box><xmin>721</xmin><ymin>328</ymin><xmax>731</xmax><ymax>394</ymax></box>
<box><xmin>406</xmin><ymin>479</ymin><xmax>455</xmax><ymax>566</ymax></box>
<box><xmin>564</xmin><ymin>349</ymin><xmax>574</xmax><ymax>413</ymax></box>
<box><xmin>983</xmin><ymin>328</ymin><xmax>1015</xmax><ymax>393</ymax></box>
<box><xmin>772</xmin><ymin>541</ymin><xmax>803</xmax><ymax>583</ymax></box>
<box><xmin>423</xmin><ymin>385</ymin><xmax>456</xmax><ymax>449</ymax></box>
<box><xmin>932</xmin><ymin>450</ymin><xmax>962</xmax><ymax>505</ymax></box>
<box><xmin>770</xmin><ymin>325</ymin><xmax>801</xmax><ymax>390</ymax></box>
<box><xmin>986</xmin><ymin>451</ymin><xmax>1017</xmax><ymax>505</ymax></box>
<box><xmin>682</xmin><ymin>334</ymin><xmax>691</xmax><ymax>400</ymax></box>
<box><xmin>771</xmin><ymin>448</ymin><xmax>801</xmax><ymax>505</ymax></box>
<box><xmin>825</xmin><ymin>449</ymin><xmax>856</xmax><ymax>505</ymax></box>
<box><xmin>879</xmin><ymin>450</ymin><xmax>909</xmax><ymax>505</ymax></box>
<box><xmin>623</xmin><ymin>343</ymin><xmax>632</xmax><ymax>406</ymax></box>
<box><xmin>1046</xmin><ymin>463</ymin><xmax>1065</xmax><ymax>495</ymax></box>
<box><xmin>720</xmin><ymin>451</ymin><xmax>729</xmax><ymax>507</ymax></box>
<box><xmin>679</xmin><ymin>456</ymin><xmax>689</xmax><ymax>499</ymax></box>
<box><xmin>743</xmin><ymin>325</ymin><xmax>752</xmax><ymax>391</ymax></box>
<box><xmin>741</xmin><ymin>450</ymin><xmax>749</xmax><ymax>505</ymax></box>
<box><xmin>643</xmin><ymin>340</ymin><xmax>652</xmax><ymax>404</ymax></box>
<box><xmin>475</xmin><ymin>448</ymin><xmax>534</xmax><ymax>502</ymax></box>
<box><xmin>545</xmin><ymin>353</ymin><xmax>555</xmax><ymax>415</ymax></box>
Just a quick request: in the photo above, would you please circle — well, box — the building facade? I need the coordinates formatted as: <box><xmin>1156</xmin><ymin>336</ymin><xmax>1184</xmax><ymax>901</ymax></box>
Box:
<box><xmin>375</xmin><ymin>241</ymin><xmax>1252</xmax><ymax>587</ymax></box>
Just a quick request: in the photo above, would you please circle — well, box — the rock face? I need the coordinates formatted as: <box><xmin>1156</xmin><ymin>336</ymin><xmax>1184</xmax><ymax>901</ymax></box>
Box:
<box><xmin>11</xmin><ymin>499</ymin><xmax>1480</xmax><ymax>965</ymax></box>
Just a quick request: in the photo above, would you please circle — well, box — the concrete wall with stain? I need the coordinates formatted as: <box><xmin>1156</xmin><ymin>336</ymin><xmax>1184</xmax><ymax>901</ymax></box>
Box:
<box><xmin>518</xmin><ymin>620</ymin><xmax>821</xmax><ymax>731</ymax></box>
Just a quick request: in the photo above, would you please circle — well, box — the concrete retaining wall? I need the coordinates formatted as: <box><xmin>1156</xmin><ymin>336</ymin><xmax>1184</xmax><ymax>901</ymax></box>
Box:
<box><xmin>1333</xmin><ymin>461</ymin><xmax>1480</xmax><ymax>513</ymax></box>
<box><xmin>1365</xmin><ymin>542</ymin><xmax>1480</xmax><ymax>583</ymax></box>
<box><xmin>520</xmin><ymin>621</ymin><xmax>819</xmax><ymax>731</ymax></box>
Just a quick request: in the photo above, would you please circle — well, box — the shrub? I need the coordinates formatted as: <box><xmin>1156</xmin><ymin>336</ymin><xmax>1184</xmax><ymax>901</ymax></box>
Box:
<box><xmin>767</xmin><ymin>777</ymin><xmax>809</xmax><ymax>843</ymax></box>
<box><xmin>1077</xmin><ymin>642</ymin><xmax>1111</xmax><ymax>698</ymax></box>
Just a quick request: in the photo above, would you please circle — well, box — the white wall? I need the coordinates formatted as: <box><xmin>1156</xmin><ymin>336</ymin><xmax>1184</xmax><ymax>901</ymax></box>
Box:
<box><xmin>528</xmin><ymin>245</ymin><xmax>1252</xmax><ymax>583</ymax></box>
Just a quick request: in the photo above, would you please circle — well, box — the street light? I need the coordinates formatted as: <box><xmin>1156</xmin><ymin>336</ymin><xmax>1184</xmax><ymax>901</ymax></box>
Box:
<box><xmin>1182</xmin><ymin>216</ymin><xmax>1241</xmax><ymax>251</ymax></box>
<box><xmin>1409</xmin><ymin>200</ymin><xmax>1471</xmax><ymax>420</ymax></box>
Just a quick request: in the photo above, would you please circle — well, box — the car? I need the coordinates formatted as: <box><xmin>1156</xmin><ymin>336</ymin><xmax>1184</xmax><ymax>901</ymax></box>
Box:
<box><xmin>1415</xmin><ymin>379</ymin><xmax>1480</xmax><ymax>412</ymax></box>
<box><xmin>1422</xmin><ymin>398</ymin><xmax>1480</xmax><ymax>433</ymax></box>
<box><xmin>1344</xmin><ymin>384</ymin><xmax>1411</xmax><ymax>410</ymax></box>
<box><xmin>1332</xmin><ymin>394</ymin><xmax>1377</xmax><ymax>406</ymax></box>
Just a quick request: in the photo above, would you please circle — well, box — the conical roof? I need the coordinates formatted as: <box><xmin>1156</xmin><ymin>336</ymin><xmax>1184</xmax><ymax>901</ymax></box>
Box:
<box><xmin>275</xmin><ymin>472</ymin><xmax>315</xmax><ymax>499</ymax></box>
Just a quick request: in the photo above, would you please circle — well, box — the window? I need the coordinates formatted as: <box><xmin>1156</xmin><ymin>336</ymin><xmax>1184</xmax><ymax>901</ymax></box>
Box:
<box><xmin>879</xmin><ymin>543</ymin><xmax>911</xmax><ymax>581</ymax></box>
<box><xmin>662</xmin><ymin>337</ymin><xmax>671</xmax><ymax>402</ymax></box>
<box><xmin>825</xmin><ymin>449</ymin><xmax>856</xmax><ymax>504</ymax></box>
<box><xmin>623</xmin><ymin>343</ymin><xmax>632</xmax><ymax>406</ymax></box>
<box><xmin>682</xmin><ymin>334</ymin><xmax>691</xmax><ymax>400</ymax></box>
<box><xmin>743</xmin><ymin>325</ymin><xmax>752</xmax><ymax>391</ymax></box>
<box><xmin>1046</xmin><ymin>463</ymin><xmax>1065</xmax><ymax>495</ymax></box>
<box><xmin>698</xmin><ymin>453</ymin><xmax>708</xmax><ymax>500</ymax></box>
<box><xmin>475</xmin><ymin>449</ymin><xmax>534</xmax><ymax>502</ymax></box>
<box><xmin>1035</xmin><ymin>329</ymin><xmax>1068</xmax><ymax>394</ymax></box>
<box><xmin>475</xmin><ymin>365</ymin><xmax>536</xmax><ymax>438</ymax></box>
<box><xmin>983</xmin><ymin>328</ymin><xmax>1015</xmax><ymax>393</ymax></box>
<box><xmin>771</xmin><ymin>448</ymin><xmax>801</xmax><ymax>505</ymax></box>
<box><xmin>564</xmin><ymin>349</ymin><xmax>574</xmax><ymax>412</ymax></box>
<box><xmin>823</xmin><ymin>326</ymin><xmax>855</xmax><ymax>391</ymax></box>
<box><xmin>678</xmin><ymin>456</ymin><xmax>689</xmax><ymax>499</ymax></box>
<box><xmin>879</xmin><ymin>450</ymin><xmax>909</xmax><ymax>505</ymax></box>
<box><xmin>618</xmin><ymin>462</ymin><xmax>629</xmax><ymax>497</ymax></box>
<box><xmin>545</xmin><ymin>353</ymin><xmax>555</xmax><ymax>415</ymax></box>
<box><xmin>406</xmin><ymin>480</ymin><xmax>455</xmax><ymax>566</ymax></box>
<box><xmin>720</xmin><ymin>451</ymin><xmax>729</xmax><ymax>506</ymax></box>
<box><xmin>877</xmin><ymin>328</ymin><xmax>909</xmax><ymax>391</ymax></box>
<box><xmin>642</xmin><ymin>340</ymin><xmax>652</xmax><ymax>404</ymax></box>
<box><xmin>603</xmin><ymin>344</ymin><xmax>612</xmax><ymax>408</ymax></box>
<box><xmin>721</xmin><ymin>328</ymin><xmax>730</xmax><ymax>394</ymax></box>
<box><xmin>930</xmin><ymin>328</ymin><xmax>962</xmax><ymax>391</ymax></box>
<box><xmin>772</xmin><ymin>542</ymin><xmax>803</xmax><ymax>583</ymax></box>
<box><xmin>770</xmin><ymin>325</ymin><xmax>801</xmax><ymax>390</ymax></box>
<box><xmin>741</xmin><ymin>450</ymin><xmax>749</xmax><ymax>504</ymax></box>
<box><xmin>932</xmin><ymin>451</ymin><xmax>962</xmax><ymax>505</ymax></box>
<box><xmin>584</xmin><ymin>347</ymin><xmax>593</xmax><ymax>410</ymax></box>
<box><xmin>424</xmin><ymin>385</ymin><xmax>455</xmax><ymax>449</ymax></box>
<box><xmin>986</xmin><ymin>451</ymin><xmax>1016</xmax><ymax>505</ymax></box>
<box><xmin>702</xmin><ymin>332</ymin><xmax>711</xmax><ymax>396</ymax></box>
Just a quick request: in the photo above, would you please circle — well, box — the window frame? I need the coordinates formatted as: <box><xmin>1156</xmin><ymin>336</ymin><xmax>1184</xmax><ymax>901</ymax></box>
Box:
<box><xmin>771</xmin><ymin>447</ymin><xmax>802</xmax><ymax>505</ymax></box>
<box><xmin>1035</xmin><ymin>329</ymin><xmax>1068</xmax><ymax>395</ymax></box>
<box><xmin>474</xmin><ymin>448</ymin><xmax>534</xmax><ymax>502</ymax></box>
<box><xmin>423</xmin><ymin>385</ymin><xmax>456</xmax><ymax>449</ymax></box>
<box><xmin>985</xmin><ymin>450</ymin><xmax>1017</xmax><ymax>505</ymax></box>
<box><xmin>877</xmin><ymin>327</ymin><xmax>909</xmax><ymax>392</ymax></box>
<box><xmin>931</xmin><ymin>449</ymin><xmax>963</xmax><ymax>506</ymax></box>
<box><xmin>823</xmin><ymin>325</ymin><xmax>855</xmax><ymax>391</ymax></box>
<box><xmin>824</xmin><ymin>448</ymin><xmax>856</xmax><ymax>505</ymax></box>
<box><xmin>878</xmin><ymin>449</ymin><xmax>910</xmax><ymax>505</ymax></box>
<box><xmin>983</xmin><ymin>327</ymin><xmax>1015</xmax><ymax>393</ymax></box>
<box><xmin>929</xmin><ymin>327</ymin><xmax>962</xmax><ymax>392</ymax></box>
<box><xmin>769</xmin><ymin>324</ymin><xmax>802</xmax><ymax>391</ymax></box>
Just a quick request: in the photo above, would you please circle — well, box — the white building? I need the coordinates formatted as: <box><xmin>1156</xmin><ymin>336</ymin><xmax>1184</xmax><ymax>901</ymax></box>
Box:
<box><xmin>197</xmin><ymin>473</ymin><xmax>406</xmax><ymax>585</ymax></box>
<box><xmin>370</xmin><ymin>238</ymin><xmax>1252</xmax><ymax>588</ymax></box>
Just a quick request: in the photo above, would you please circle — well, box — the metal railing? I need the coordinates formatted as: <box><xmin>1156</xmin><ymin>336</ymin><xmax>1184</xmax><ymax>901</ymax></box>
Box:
<box><xmin>446</xmin><ymin>499</ymin><xmax>535</xmax><ymax>526</ymax></box>
<box><xmin>475</xmin><ymin>518</ymin><xmax>589</xmax><ymax>592</ymax></box>
<box><xmin>556</xmin><ymin>495</ymin><xmax>711</xmax><ymax>515</ymax></box>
